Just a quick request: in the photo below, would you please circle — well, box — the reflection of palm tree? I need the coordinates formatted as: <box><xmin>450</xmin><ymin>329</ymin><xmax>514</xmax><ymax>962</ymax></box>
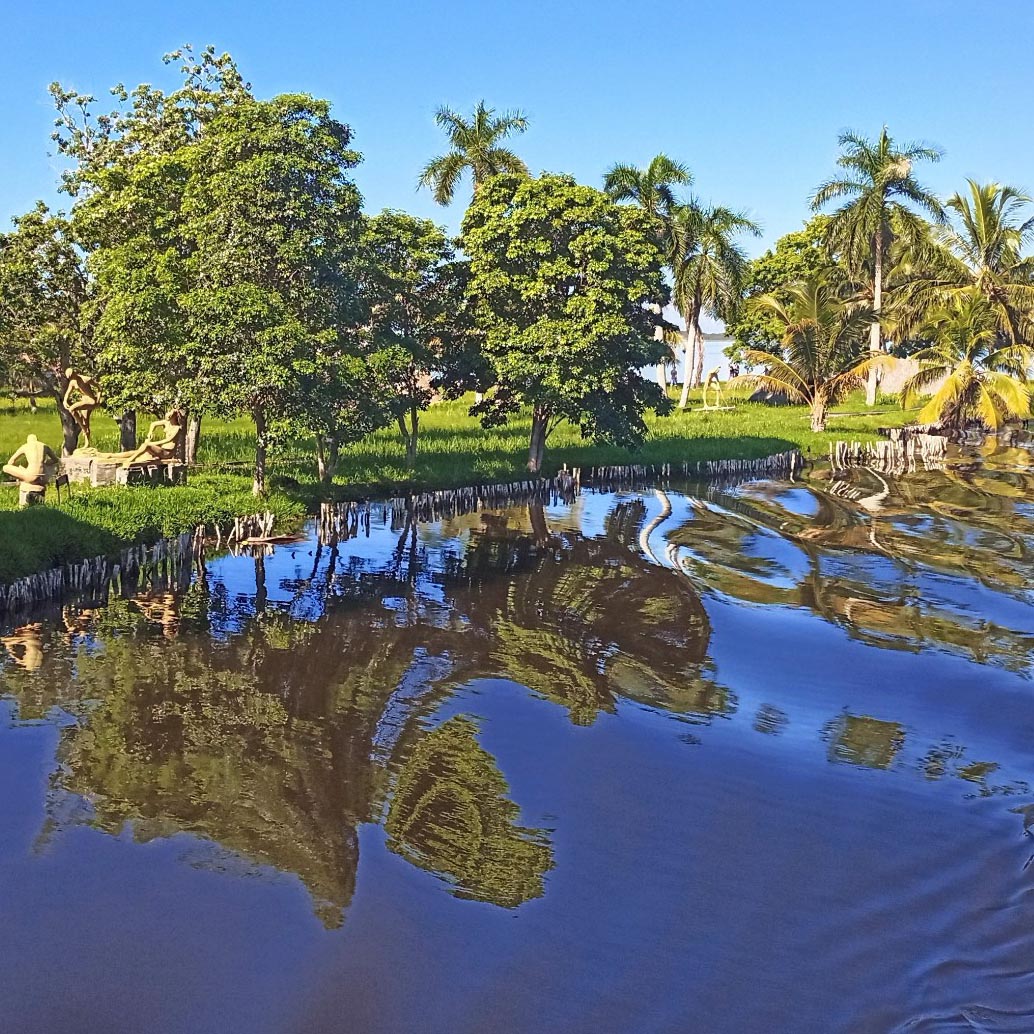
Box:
<box><xmin>385</xmin><ymin>716</ymin><xmax>553</xmax><ymax>907</ymax></box>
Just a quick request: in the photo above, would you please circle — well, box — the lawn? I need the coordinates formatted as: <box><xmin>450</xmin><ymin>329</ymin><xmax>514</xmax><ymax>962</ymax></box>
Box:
<box><xmin>0</xmin><ymin>389</ymin><xmax>916</xmax><ymax>582</ymax></box>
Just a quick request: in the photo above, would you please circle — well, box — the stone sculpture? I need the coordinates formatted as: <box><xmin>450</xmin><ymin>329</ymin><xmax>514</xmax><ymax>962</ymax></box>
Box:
<box><xmin>63</xmin><ymin>368</ymin><xmax>101</xmax><ymax>449</ymax></box>
<box><xmin>121</xmin><ymin>410</ymin><xmax>185</xmax><ymax>467</ymax></box>
<box><xmin>3</xmin><ymin>434</ymin><xmax>59</xmax><ymax>505</ymax></box>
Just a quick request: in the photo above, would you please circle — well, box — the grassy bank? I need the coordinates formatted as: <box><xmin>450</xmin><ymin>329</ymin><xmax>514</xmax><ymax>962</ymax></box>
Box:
<box><xmin>1</xmin><ymin>391</ymin><xmax>914</xmax><ymax>583</ymax></box>
<box><xmin>0</xmin><ymin>476</ymin><xmax>304</xmax><ymax>583</ymax></box>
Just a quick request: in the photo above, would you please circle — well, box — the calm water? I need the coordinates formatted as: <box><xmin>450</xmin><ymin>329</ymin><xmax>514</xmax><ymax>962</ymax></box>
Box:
<box><xmin>2</xmin><ymin>440</ymin><xmax>1034</xmax><ymax>1034</ymax></box>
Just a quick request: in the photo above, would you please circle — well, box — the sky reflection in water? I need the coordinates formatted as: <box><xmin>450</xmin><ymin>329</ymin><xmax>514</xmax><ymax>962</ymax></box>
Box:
<box><xmin>2</xmin><ymin>439</ymin><xmax>1034</xmax><ymax>1033</ymax></box>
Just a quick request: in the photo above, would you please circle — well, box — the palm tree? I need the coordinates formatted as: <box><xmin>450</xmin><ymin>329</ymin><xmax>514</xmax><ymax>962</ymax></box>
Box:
<box><xmin>938</xmin><ymin>181</ymin><xmax>1034</xmax><ymax>346</ymax></box>
<box><xmin>604</xmin><ymin>155</ymin><xmax>693</xmax><ymax>388</ymax></box>
<box><xmin>418</xmin><ymin>101</ymin><xmax>529</xmax><ymax>206</ymax></box>
<box><xmin>901</xmin><ymin>288</ymin><xmax>1032</xmax><ymax>430</ymax></box>
<box><xmin>670</xmin><ymin>201</ymin><xmax>760</xmax><ymax>407</ymax></box>
<box><xmin>736</xmin><ymin>274</ymin><xmax>873</xmax><ymax>431</ymax></box>
<box><xmin>603</xmin><ymin>155</ymin><xmax>693</xmax><ymax>236</ymax></box>
<box><xmin>812</xmin><ymin>128</ymin><xmax>944</xmax><ymax>405</ymax></box>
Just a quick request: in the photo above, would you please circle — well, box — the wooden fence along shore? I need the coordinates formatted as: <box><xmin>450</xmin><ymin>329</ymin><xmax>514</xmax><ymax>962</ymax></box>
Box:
<box><xmin>828</xmin><ymin>434</ymin><xmax>949</xmax><ymax>473</ymax></box>
<box><xmin>0</xmin><ymin>511</ymin><xmax>277</xmax><ymax>616</ymax></box>
<box><xmin>0</xmin><ymin>436</ymin><xmax>959</xmax><ymax>614</ymax></box>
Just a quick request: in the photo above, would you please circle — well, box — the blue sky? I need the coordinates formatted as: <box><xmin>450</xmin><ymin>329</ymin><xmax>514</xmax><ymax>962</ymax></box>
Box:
<box><xmin>2</xmin><ymin>0</ymin><xmax>1031</xmax><ymax>255</ymax></box>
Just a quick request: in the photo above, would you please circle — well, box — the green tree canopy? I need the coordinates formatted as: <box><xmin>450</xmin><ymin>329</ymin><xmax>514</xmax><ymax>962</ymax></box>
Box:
<box><xmin>362</xmin><ymin>210</ymin><xmax>473</xmax><ymax>466</ymax></box>
<box><xmin>178</xmin><ymin>91</ymin><xmax>368</xmax><ymax>493</ymax></box>
<box><xmin>0</xmin><ymin>203</ymin><xmax>92</xmax><ymax>454</ymax></box>
<box><xmin>726</xmin><ymin>215</ymin><xmax>840</xmax><ymax>360</ymax></box>
<box><xmin>461</xmin><ymin>173</ymin><xmax>670</xmax><ymax>472</ymax></box>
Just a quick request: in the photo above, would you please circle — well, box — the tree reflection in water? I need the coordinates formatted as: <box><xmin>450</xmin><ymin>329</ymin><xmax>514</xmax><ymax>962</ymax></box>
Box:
<box><xmin>385</xmin><ymin>716</ymin><xmax>553</xmax><ymax>907</ymax></box>
<box><xmin>2</xmin><ymin>446</ymin><xmax>1033</xmax><ymax>930</ymax></box>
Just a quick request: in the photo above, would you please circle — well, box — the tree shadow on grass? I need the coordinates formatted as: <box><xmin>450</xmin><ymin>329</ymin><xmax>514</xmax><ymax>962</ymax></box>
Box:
<box><xmin>0</xmin><ymin>507</ymin><xmax>123</xmax><ymax>584</ymax></box>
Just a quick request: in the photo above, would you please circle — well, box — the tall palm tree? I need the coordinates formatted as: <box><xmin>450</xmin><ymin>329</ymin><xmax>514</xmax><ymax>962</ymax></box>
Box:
<box><xmin>901</xmin><ymin>288</ymin><xmax>1032</xmax><ymax>430</ymax></box>
<box><xmin>418</xmin><ymin>101</ymin><xmax>529</xmax><ymax>206</ymax></box>
<box><xmin>812</xmin><ymin>128</ymin><xmax>944</xmax><ymax>405</ymax></box>
<box><xmin>736</xmin><ymin>274</ymin><xmax>873</xmax><ymax>431</ymax></box>
<box><xmin>603</xmin><ymin>155</ymin><xmax>693</xmax><ymax>236</ymax></box>
<box><xmin>939</xmin><ymin>181</ymin><xmax>1034</xmax><ymax>346</ymax></box>
<box><xmin>604</xmin><ymin>155</ymin><xmax>693</xmax><ymax>388</ymax></box>
<box><xmin>670</xmin><ymin>201</ymin><xmax>760</xmax><ymax>407</ymax></box>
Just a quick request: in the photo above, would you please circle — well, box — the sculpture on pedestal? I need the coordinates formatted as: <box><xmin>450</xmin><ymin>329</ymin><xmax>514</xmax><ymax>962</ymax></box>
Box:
<box><xmin>3</xmin><ymin>434</ymin><xmax>59</xmax><ymax>505</ymax></box>
<box><xmin>122</xmin><ymin>410</ymin><xmax>185</xmax><ymax>467</ymax></box>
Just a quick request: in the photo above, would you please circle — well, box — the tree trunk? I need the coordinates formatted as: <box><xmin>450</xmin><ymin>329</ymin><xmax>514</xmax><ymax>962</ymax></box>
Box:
<box><xmin>678</xmin><ymin>328</ymin><xmax>694</xmax><ymax>409</ymax></box>
<box><xmin>528</xmin><ymin>407</ymin><xmax>549</xmax><ymax>473</ymax></box>
<box><xmin>118</xmin><ymin>411</ymin><xmax>137</xmax><ymax>451</ymax></box>
<box><xmin>693</xmin><ymin>320</ymin><xmax>706</xmax><ymax>389</ymax></box>
<box><xmin>407</xmin><ymin>403</ymin><xmax>419</xmax><ymax>467</ymax></box>
<box><xmin>316</xmin><ymin>435</ymin><xmax>339</xmax><ymax>484</ymax></box>
<box><xmin>185</xmin><ymin>414</ymin><xmax>202</xmax><ymax>465</ymax></box>
<box><xmin>810</xmin><ymin>396</ymin><xmax>828</xmax><ymax>432</ymax></box>
<box><xmin>867</xmin><ymin>234</ymin><xmax>884</xmax><ymax>406</ymax></box>
<box><xmin>252</xmin><ymin>405</ymin><xmax>268</xmax><ymax>497</ymax></box>
<box><xmin>57</xmin><ymin>397</ymin><xmax>80</xmax><ymax>456</ymax></box>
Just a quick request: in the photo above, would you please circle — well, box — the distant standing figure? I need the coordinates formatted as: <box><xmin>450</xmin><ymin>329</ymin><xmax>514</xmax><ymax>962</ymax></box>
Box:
<box><xmin>63</xmin><ymin>368</ymin><xmax>101</xmax><ymax>448</ymax></box>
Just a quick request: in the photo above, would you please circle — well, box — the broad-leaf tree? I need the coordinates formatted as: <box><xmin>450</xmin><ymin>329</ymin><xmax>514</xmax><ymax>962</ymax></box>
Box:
<box><xmin>462</xmin><ymin>173</ymin><xmax>670</xmax><ymax>472</ymax></box>
<box><xmin>0</xmin><ymin>204</ymin><xmax>92</xmax><ymax>454</ymax></box>
<box><xmin>901</xmin><ymin>288</ymin><xmax>1032</xmax><ymax>430</ymax></box>
<box><xmin>726</xmin><ymin>215</ymin><xmax>842</xmax><ymax>361</ymax></box>
<box><xmin>362</xmin><ymin>210</ymin><xmax>469</xmax><ymax>466</ymax></box>
<box><xmin>180</xmin><ymin>92</ymin><xmax>367</xmax><ymax>494</ymax></box>
<box><xmin>52</xmin><ymin>46</ymin><xmax>254</xmax><ymax>456</ymax></box>
<box><xmin>812</xmin><ymin>128</ymin><xmax>944</xmax><ymax>404</ymax></box>
<box><xmin>418</xmin><ymin>101</ymin><xmax>529</xmax><ymax>206</ymax></box>
<box><xmin>736</xmin><ymin>274</ymin><xmax>873</xmax><ymax>431</ymax></box>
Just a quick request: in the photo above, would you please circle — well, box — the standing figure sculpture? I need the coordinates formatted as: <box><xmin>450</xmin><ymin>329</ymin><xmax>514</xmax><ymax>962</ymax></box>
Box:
<box><xmin>63</xmin><ymin>368</ymin><xmax>101</xmax><ymax>449</ymax></box>
<box><xmin>3</xmin><ymin>434</ymin><xmax>59</xmax><ymax>505</ymax></box>
<box><xmin>701</xmin><ymin>366</ymin><xmax>724</xmax><ymax>410</ymax></box>
<box><xmin>122</xmin><ymin>410</ymin><xmax>185</xmax><ymax>467</ymax></box>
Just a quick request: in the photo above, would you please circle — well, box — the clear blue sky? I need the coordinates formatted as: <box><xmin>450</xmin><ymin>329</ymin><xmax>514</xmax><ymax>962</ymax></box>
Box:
<box><xmin>2</xmin><ymin>0</ymin><xmax>1031</xmax><ymax>255</ymax></box>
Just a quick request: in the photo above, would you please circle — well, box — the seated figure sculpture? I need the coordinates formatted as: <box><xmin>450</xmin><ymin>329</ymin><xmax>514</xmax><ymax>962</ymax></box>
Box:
<box><xmin>121</xmin><ymin>410</ymin><xmax>185</xmax><ymax>468</ymax></box>
<box><xmin>4</xmin><ymin>434</ymin><xmax>59</xmax><ymax>504</ymax></box>
<box><xmin>63</xmin><ymin>368</ymin><xmax>101</xmax><ymax>449</ymax></box>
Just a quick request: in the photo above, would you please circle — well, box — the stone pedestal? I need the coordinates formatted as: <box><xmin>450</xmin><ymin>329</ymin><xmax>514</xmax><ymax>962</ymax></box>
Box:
<box><xmin>18</xmin><ymin>483</ymin><xmax>45</xmax><ymax>507</ymax></box>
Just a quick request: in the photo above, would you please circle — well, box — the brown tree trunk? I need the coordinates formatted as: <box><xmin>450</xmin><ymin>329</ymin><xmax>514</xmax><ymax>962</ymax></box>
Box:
<box><xmin>185</xmin><ymin>414</ymin><xmax>202</xmax><ymax>465</ymax></box>
<box><xmin>693</xmin><ymin>320</ymin><xmax>706</xmax><ymax>389</ymax></box>
<box><xmin>528</xmin><ymin>407</ymin><xmax>549</xmax><ymax>473</ymax></box>
<box><xmin>316</xmin><ymin>435</ymin><xmax>339</xmax><ymax>484</ymax></box>
<box><xmin>118</xmin><ymin>411</ymin><xmax>137</xmax><ymax>451</ymax></box>
<box><xmin>252</xmin><ymin>405</ymin><xmax>268</xmax><ymax>497</ymax></box>
<box><xmin>678</xmin><ymin>327</ymin><xmax>694</xmax><ymax>409</ymax></box>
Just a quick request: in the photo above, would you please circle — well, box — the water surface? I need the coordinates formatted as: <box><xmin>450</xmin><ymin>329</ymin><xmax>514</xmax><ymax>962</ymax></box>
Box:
<box><xmin>2</xmin><ymin>440</ymin><xmax>1034</xmax><ymax>1033</ymax></box>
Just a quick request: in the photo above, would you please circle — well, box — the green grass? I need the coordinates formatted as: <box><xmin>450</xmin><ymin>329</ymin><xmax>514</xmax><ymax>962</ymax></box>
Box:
<box><xmin>0</xmin><ymin>390</ymin><xmax>916</xmax><ymax>582</ymax></box>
